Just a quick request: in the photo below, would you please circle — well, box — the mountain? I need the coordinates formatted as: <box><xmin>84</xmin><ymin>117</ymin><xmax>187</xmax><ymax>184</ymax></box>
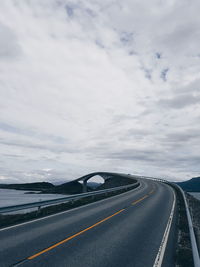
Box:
<box><xmin>0</xmin><ymin>181</ymin><xmax>83</xmax><ymax>194</ymax></box>
<box><xmin>96</xmin><ymin>176</ymin><xmax>134</xmax><ymax>190</ymax></box>
<box><xmin>176</xmin><ymin>177</ymin><xmax>200</xmax><ymax>192</ymax></box>
<box><xmin>0</xmin><ymin>175</ymin><xmax>136</xmax><ymax>195</ymax></box>
<box><xmin>0</xmin><ymin>182</ymin><xmax>54</xmax><ymax>191</ymax></box>
<box><xmin>41</xmin><ymin>181</ymin><xmax>83</xmax><ymax>194</ymax></box>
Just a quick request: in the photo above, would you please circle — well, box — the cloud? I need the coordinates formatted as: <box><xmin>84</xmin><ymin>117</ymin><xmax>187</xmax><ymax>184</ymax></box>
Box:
<box><xmin>0</xmin><ymin>21</ymin><xmax>21</xmax><ymax>59</ymax></box>
<box><xmin>100</xmin><ymin>149</ymin><xmax>162</xmax><ymax>163</ymax></box>
<box><xmin>158</xmin><ymin>93</ymin><xmax>200</xmax><ymax>109</ymax></box>
<box><xmin>0</xmin><ymin>0</ymin><xmax>200</xmax><ymax>182</ymax></box>
<box><xmin>160</xmin><ymin>68</ymin><xmax>169</xmax><ymax>82</ymax></box>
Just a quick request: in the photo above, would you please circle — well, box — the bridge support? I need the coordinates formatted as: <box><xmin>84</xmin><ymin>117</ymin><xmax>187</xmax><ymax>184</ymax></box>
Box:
<box><xmin>83</xmin><ymin>180</ymin><xmax>87</xmax><ymax>193</ymax></box>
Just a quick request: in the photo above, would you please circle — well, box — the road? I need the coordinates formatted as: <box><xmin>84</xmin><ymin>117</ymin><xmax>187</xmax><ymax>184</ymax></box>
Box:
<box><xmin>0</xmin><ymin>179</ymin><xmax>176</xmax><ymax>267</ymax></box>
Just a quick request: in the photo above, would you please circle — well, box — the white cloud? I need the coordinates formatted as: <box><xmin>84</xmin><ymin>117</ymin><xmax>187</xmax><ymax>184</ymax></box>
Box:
<box><xmin>0</xmin><ymin>0</ymin><xmax>200</xmax><ymax>182</ymax></box>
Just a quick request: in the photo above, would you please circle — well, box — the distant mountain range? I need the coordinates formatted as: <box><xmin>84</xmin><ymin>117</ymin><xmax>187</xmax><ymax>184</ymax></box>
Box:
<box><xmin>0</xmin><ymin>176</ymin><xmax>135</xmax><ymax>194</ymax></box>
<box><xmin>0</xmin><ymin>181</ymin><xmax>83</xmax><ymax>194</ymax></box>
<box><xmin>176</xmin><ymin>177</ymin><xmax>200</xmax><ymax>192</ymax></box>
<box><xmin>0</xmin><ymin>182</ymin><xmax>54</xmax><ymax>191</ymax></box>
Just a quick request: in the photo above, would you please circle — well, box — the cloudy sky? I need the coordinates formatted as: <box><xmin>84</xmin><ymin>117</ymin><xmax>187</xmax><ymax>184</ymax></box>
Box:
<box><xmin>0</xmin><ymin>0</ymin><xmax>200</xmax><ymax>183</ymax></box>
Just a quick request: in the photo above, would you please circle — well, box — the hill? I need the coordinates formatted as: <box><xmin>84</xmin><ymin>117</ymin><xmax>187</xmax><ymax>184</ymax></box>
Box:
<box><xmin>42</xmin><ymin>181</ymin><xmax>83</xmax><ymax>194</ymax></box>
<box><xmin>96</xmin><ymin>176</ymin><xmax>135</xmax><ymax>190</ymax></box>
<box><xmin>0</xmin><ymin>182</ymin><xmax>54</xmax><ymax>191</ymax></box>
<box><xmin>176</xmin><ymin>177</ymin><xmax>200</xmax><ymax>192</ymax></box>
<box><xmin>0</xmin><ymin>174</ymin><xmax>136</xmax><ymax>195</ymax></box>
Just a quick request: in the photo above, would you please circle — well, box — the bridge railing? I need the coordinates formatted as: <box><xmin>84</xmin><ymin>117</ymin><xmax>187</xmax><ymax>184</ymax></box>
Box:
<box><xmin>0</xmin><ymin>181</ymin><xmax>140</xmax><ymax>214</ymax></box>
<box><xmin>170</xmin><ymin>183</ymin><xmax>200</xmax><ymax>267</ymax></box>
<box><xmin>143</xmin><ymin>176</ymin><xmax>200</xmax><ymax>267</ymax></box>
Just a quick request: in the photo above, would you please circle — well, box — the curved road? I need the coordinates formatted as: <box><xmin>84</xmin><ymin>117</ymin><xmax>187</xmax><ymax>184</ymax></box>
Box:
<box><xmin>0</xmin><ymin>179</ymin><xmax>176</xmax><ymax>267</ymax></box>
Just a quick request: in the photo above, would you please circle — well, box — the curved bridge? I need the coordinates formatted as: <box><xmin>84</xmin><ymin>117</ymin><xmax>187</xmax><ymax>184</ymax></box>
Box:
<box><xmin>0</xmin><ymin>177</ymin><xmax>178</xmax><ymax>267</ymax></box>
<box><xmin>74</xmin><ymin>172</ymin><xmax>136</xmax><ymax>192</ymax></box>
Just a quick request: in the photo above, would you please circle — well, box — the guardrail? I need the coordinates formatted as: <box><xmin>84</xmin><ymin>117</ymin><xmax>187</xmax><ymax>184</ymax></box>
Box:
<box><xmin>0</xmin><ymin>181</ymin><xmax>140</xmax><ymax>214</ymax></box>
<box><xmin>144</xmin><ymin>176</ymin><xmax>200</xmax><ymax>267</ymax></box>
<box><xmin>174</xmin><ymin>184</ymin><xmax>200</xmax><ymax>267</ymax></box>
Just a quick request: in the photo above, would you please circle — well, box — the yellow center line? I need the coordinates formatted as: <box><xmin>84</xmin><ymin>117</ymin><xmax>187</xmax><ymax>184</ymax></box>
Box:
<box><xmin>131</xmin><ymin>195</ymin><xmax>148</xmax><ymax>205</ymax></box>
<box><xmin>149</xmin><ymin>189</ymin><xmax>154</xmax><ymax>195</ymax></box>
<box><xmin>28</xmin><ymin>209</ymin><xmax>125</xmax><ymax>260</ymax></box>
<box><xmin>27</xmin><ymin>189</ymin><xmax>155</xmax><ymax>261</ymax></box>
<box><xmin>131</xmin><ymin>189</ymin><xmax>154</xmax><ymax>205</ymax></box>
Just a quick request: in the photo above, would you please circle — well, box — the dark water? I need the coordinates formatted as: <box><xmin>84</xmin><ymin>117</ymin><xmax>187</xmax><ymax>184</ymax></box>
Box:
<box><xmin>0</xmin><ymin>189</ymin><xmax>65</xmax><ymax>211</ymax></box>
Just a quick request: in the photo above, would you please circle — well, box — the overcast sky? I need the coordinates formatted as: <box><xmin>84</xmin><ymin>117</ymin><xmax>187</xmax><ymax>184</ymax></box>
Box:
<box><xmin>0</xmin><ymin>0</ymin><xmax>200</xmax><ymax>183</ymax></box>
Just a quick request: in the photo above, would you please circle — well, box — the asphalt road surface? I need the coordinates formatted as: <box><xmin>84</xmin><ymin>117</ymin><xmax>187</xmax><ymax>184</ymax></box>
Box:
<box><xmin>0</xmin><ymin>179</ymin><xmax>176</xmax><ymax>267</ymax></box>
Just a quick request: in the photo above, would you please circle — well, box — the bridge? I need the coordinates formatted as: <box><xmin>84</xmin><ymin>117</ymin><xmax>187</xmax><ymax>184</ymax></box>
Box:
<box><xmin>75</xmin><ymin>171</ymin><xmax>135</xmax><ymax>192</ymax></box>
<box><xmin>0</xmin><ymin>173</ymin><xmax>199</xmax><ymax>267</ymax></box>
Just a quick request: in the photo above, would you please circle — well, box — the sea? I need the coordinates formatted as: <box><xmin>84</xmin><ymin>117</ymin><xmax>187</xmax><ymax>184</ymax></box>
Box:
<box><xmin>189</xmin><ymin>192</ymin><xmax>200</xmax><ymax>200</ymax></box>
<box><xmin>0</xmin><ymin>189</ymin><xmax>65</xmax><ymax>214</ymax></box>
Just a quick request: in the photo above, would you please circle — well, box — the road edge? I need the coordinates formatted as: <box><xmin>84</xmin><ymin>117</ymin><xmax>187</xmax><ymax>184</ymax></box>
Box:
<box><xmin>153</xmin><ymin>187</ymin><xmax>176</xmax><ymax>267</ymax></box>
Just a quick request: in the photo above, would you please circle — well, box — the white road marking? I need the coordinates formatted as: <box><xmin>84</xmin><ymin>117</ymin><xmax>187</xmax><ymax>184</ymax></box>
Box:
<box><xmin>153</xmin><ymin>189</ymin><xmax>176</xmax><ymax>267</ymax></box>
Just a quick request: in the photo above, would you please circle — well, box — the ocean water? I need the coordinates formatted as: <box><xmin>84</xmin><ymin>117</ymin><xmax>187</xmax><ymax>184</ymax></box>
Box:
<box><xmin>0</xmin><ymin>189</ymin><xmax>66</xmax><ymax>213</ymax></box>
<box><xmin>189</xmin><ymin>192</ymin><xmax>200</xmax><ymax>200</ymax></box>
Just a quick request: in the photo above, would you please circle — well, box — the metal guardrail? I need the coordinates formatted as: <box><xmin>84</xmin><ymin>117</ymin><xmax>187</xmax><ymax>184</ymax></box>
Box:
<box><xmin>1</xmin><ymin>175</ymin><xmax>199</xmax><ymax>265</ymax></box>
<box><xmin>144</xmin><ymin>176</ymin><xmax>200</xmax><ymax>267</ymax></box>
<box><xmin>0</xmin><ymin>182</ymin><xmax>140</xmax><ymax>214</ymax></box>
<box><xmin>175</xmin><ymin>184</ymin><xmax>200</xmax><ymax>267</ymax></box>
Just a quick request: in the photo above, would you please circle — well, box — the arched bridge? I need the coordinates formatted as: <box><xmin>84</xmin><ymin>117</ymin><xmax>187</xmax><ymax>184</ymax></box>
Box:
<box><xmin>74</xmin><ymin>172</ymin><xmax>137</xmax><ymax>192</ymax></box>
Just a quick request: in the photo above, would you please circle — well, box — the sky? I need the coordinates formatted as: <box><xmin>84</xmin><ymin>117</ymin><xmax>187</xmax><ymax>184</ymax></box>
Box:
<box><xmin>0</xmin><ymin>0</ymin><xmax>200</xmax><ymax>183</ymax></box>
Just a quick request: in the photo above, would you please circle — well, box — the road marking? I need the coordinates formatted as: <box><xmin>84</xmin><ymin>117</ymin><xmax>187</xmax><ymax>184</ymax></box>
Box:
<box><xmin>28</xmin><ymin>209</ymin><xmax>125</xmax><ymax>260</ymax></box>
<box><xmin>149</xmin><ymin>189</ymin><xmax>154</xmax><ymax>195</ymax></box>
<box><xmin>153</xmin><ymin>189</ymin><xmax>176</xmax><ymax>267</ymax></box>
<box><xmin>15</xmin><ymin>189</ymin><xmax>152</xmax><ymax>263</ymax></box>
<box><xmin>131</xmin><ymin>194</ymin><xmax>148</xmax><ymax>205</ymax></box>
<box><xmin>131</xmin><ymin>188</ymin><xmax>154</xmax><ymax>206</ymax></box>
